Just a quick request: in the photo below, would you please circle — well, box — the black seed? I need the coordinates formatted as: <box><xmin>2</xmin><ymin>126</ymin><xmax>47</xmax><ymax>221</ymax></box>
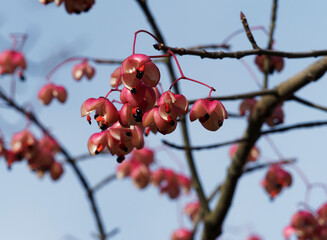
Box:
<box><xmin>135</xmin><ymin>108</ymin><xmax>142</xmax><ymax>114</ymax></box>
<box><xmin>94</xmin><ymin>114</ymin><xmax>99</xmax><ymax>119</ymax></box>
<box><xmin>275</xmin><ymin>183</ymin><xmax>282</xmax><ymax>190</ymax></box>
<box><xmin>117</xmin><ymin>156</ymin><xmax>125</xmax><ymax>163</ymax></box>
<box><xmin>136</xmin><ymin>69</ymin><xmax>144</xmax><ymax>79</ymax></box>
<box><xmin>100</xmin><ymin>123</ymin><xmax>108</xmax><ymax>130</ymax></box>
<box><xmin>95</xmin><ymin>150</ymin><xmax>100</xmax><ymax>155</ymax></box>
<box><xmin>218</xmin><ymin>121</ymin><xmax>223</xmax><ymax>127</ymax></box>
<box><xmin>131</xmin><ymin>88</ymin><xmax>136</xmax><ymax>94</ymax></box>
<box><xmin>133</xmin><ymin>114</ymin><xmax>142</xmax><ymax>122</ymax></box>
<box><xmin>126</xmin><ymin>131</ymin><xmax>132</xmax><ymax>137</ymax></box>
<box><xmin>204</xmin><ymin>113</ymin><xmax>210</xmax><ymax>120</ymax></box>
<box><xmin>19</xmin><ymin>75</ymin><xmax>25</xmax><ymax>81</ymax></box>
<box><xmin>169</xmin><ymin>120</ymin><xmax>175</xmax><ymax>126</ymax></box>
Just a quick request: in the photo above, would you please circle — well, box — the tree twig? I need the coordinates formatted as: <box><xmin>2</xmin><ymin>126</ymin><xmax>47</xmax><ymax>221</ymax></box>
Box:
<box><xmin>92</xmin><ymin>174</ymin><xmax>116</xmax><ymax>193</ymax></box>
<box><xmin>292</xmin><ymin>95</ymin><xmax>327</xmax><ymax>113</ymax></box>
<box><xmin>240</xmin><ymin>12</ymin><xmax>260</xmax><ymax>50</ymax></box>
<box><xmin>153</xmin><ymin>44</ymin><xmax>327</xmax><ymax>60</ymax></box>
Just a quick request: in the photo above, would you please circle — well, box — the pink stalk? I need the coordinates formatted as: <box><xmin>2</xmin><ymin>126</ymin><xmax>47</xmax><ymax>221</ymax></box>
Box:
<box><xmin>133</xmin><ymin>30</ymin><xmax>162</xmax><ymax>55</ymax></box>
<box><xmin>104</xmin><ymin>88</ymin><xmax>121</xmax><ymax>99</ymax></box>
<box><xmin>45</xmin><ymin>57</ymin><xmax>87</xmax><ymax>82</ymax></box>
<box><xmin>221</xmin><ymin>25</ymin><xmax>269</xmax><ymax>45</ymax></box>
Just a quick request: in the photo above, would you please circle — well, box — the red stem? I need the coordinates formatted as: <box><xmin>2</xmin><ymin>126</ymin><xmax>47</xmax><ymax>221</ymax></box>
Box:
<box><xmin>46</xmin><ymin>57</ymin><xmax>87</xmax><ymax>82</ymax></box>
<box><xmin>133</xmin><ymin>30</ymin><xmax>162</xmax><ymax>55</ymax></box>
<box><xmin>221</xmin><ymin>25</ymin><xmax>269</xmax><ymax>45</ymax></box>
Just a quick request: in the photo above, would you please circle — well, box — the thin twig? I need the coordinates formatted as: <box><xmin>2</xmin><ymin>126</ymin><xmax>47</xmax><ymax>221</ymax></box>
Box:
<box><xmin>188</xmin><ymin>44</ymin><xmax>230</xmax><ymax>50</ymax></box>
<box><xmin>153</xmin><ymin>44</ymin><xmax>327</xmax><ymax>60</ymax></box>
<box><xmin>92</xmin><ymin>174</ymin><xmax>116</xmax><ymax>193</ymax></box>
<box><xmin>263</xmin><ymin>0</ymin><xmax>279</xmax><ymax>89</ymax></box>
<box><xmin>292</xmin><ymin>95</ymin><xmax>327</xmax><ymax>113</ymax></box>
<box><xmin>240</xmin><ymin>12</ymin><xmax>260</xmax><ymax>50</ymax></box>
<box><xmin>163</xmin><ymin>120</ymin><xmax>327</xmax><ymax>151</ymax></box>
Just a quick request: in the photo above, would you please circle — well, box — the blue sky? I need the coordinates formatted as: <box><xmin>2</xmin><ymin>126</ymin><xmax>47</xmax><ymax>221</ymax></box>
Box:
<box><xmin>1</xmin><ymin>1</ymin><xmax>327</xmax><ymax>240</ymax></box>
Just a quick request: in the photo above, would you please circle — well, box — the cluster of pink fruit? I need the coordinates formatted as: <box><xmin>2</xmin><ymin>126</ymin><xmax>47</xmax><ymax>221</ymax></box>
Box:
<box><xmin>0</xmin><ymin>130</ymin><xmax>64</xmax><ymax>180</ymax></box>
<box><xmin>78</xmin><ymin>31</ymin><xmax>228</xmax><ymax>163</ymax></box>
<box><xmin>116</xmin><ymin>147</ymin><xmax>192</xmax><ymax>199</ymax></box>
<box><xmin>284</xmin><ymin>203</ymin><xmax>327</xmax><ymax>240</ymax></box>
<box><xmin>39</xmin><ymin>0</ymin><xmax>95</xmax><ymax>14</ymax></box>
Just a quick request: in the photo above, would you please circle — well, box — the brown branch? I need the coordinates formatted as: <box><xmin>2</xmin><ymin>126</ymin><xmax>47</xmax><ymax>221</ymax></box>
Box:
<box><xmin>153</xmin><ymin>43</ymin><xmax>327</xmax><ymax>60</ymax></box>
<box><xmin>263</xmin><ymin>0</ymin><xmax>279</xmax><ymax>89</ymax></box>
<box><xmin>0</xmin><ymin>88</ymin><xmax>107</xmax><ymax>240</ymax></box>
<box><xmin>188</xmin><ymin>89</ymin><xmax>278</xmax><ymax>104</ymax></box>
<box><xmin>240</xmin><ymin>12</ymin><xmax>260</xmax><ymax>50</ymax></box>
<box><xmin>202</xmin><ymin>57</ymin><xmax>327</xmax><ymax>240</ymax></box>
<box><xmin>92</xmin><ymin>174</ymin><xmax>116</xmax><ymax>192</ymax></box>
<box><xmin>292</xmin><ymin>95</ymin><xmax>327</xmax><ymax>113</ymax></box>
<box><xmin>136</xmin><ymin>0</ymin><xmax>210</xmax><ymax>214</ymax></box>
<box><xmin>188</xmin><ymin>43</ymin><xmax>230</xmax><ymax>50</ymax></box>
<box><xmin>163</xmin><ymin>120</ymin><xmax>327</xmax><ymax>151</ymax></box>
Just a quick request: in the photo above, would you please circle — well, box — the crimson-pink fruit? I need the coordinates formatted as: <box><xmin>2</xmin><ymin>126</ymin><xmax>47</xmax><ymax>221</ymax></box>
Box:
<box><xmin>72</xmin><ymin>60</ymin><xmax>95</xmax><ymax>81</ymax></box>
<box><xmin>177</xmin><ymin>174</ymin><xmax>192</xmax><ymax>193</ymax></box>
<box><xmin>184</xmin><ymin>201</ymin><xmax>201</xmax><ymax>222</ymax></box>
<box><xmin>171</xmin><ymin>228</ymin><xmax>192</xmax><ymax>240</ymax></box>
<box><xmin>38</xmin><ymin>83</ymin><xmax>67</xmax><ymax>105</ymax></box>
<box><xmin>245</xmin><ymin>234</ymin><xmax>262</xmax><ymax>240</ymax></box>
<box><xmin>130</xmin><ymin>164</ymin><xmax>151</xmax><ymax>189</ymax></box>
<box><xmin>50</xmin><ymin>161</ymin><xmax>64</xmax><ymax>181</ymax></box>
<box><xmin>11</xmin><ymin>129</ymin><xmax>38</xmax><ymax>160</ymax></box>
<box><xmin>142</xmin><ymin>107</ymin><xmax>177</xmax><ymax>135</ymax></box>
<box><xmin>28</xmin><ymin>149</ymin><xmax>55</xmax><ymax>173</ymax></box>
<box><xmin>229</xmin><ymin>144</ymin><xmax>260</xmax><ymax>162</ymax></box>
<box><xmin>38</xmin><ymin>134</ymin><xmax>60</xmax><ymax>155</ymax></box>
<box><xmin>0</xmin><ymin>50</ymin><xmax>26</xmax><ymax>75</ymax></box>
<box><xmin>108</xmin><ymin>122</ymin><xmax>144</xmax><ymax>162</ymax></box>
<box><xmin>87</xmin><ymin>131</ymin><xmax>109</xmax><ymax>155</ymax></box>
<box><xmin>317</xmin><ymin>203</ymin><xmax>327</xmax><ymax>225</ymax></box>
<box><xmin>255</xmin><ymin>55</ymin><xmax>284</xmax><ymax>74</ymax></box>
<box><xmin>116</xmin><ymin>160</ymin><xmax>132</xmax><ymax>179</ymax></box>
<box><xmin>266</xmin><ymin>103</ymin><xmax>284</xmax><ymax>127</ymax></box>
<box><xmin>190</xmin><ymin>99</ymin><xmax>228</xmax><ymax>131</ymax></box>
<box><xmin>131</xmin><ymin>147</ymin><xmax>154</xmax><ymax>166</ymax></box>
<box><xmin>64</xmin><ymin>0</ymin><xmax>95</xmax><ymax>14</ymax></box>
<box><xmin>291</xmin><ymin>210</ymin><xmax>317</xmax><ymax>239</ymax></box>
<box><xmin>121</xmin><ymin>54</ymin><xmax>160</xmax><ymax>90</ymax></box>
<box><xmin>110</xmin><ymin>67</ymin><xmax>122</xmax><ymax>88</ymax></box>
<box><xmin>81</xmin><ymin>97</ymin><xmax>119</xmax><ymax>130</ymax></box>
<box><xmin>158</xmin><ymin>91</ymin><xmax>189</xmax><ymax>122</ymax></box>
<box><xmin>261</xmin><ymin>165</ymin><xmax>292</xmax><ymax>199</ymax></box>
<box><xmin>239</xmin><ymin>98</ymin><xmax>257</xmax><ymax>119</ymax></box>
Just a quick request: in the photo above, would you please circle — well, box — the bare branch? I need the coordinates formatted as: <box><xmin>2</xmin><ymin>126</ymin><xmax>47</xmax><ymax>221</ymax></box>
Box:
<box><xmin>153</xmin><ymin>43</ymin><xmax>327</xmax><ymax>60</ymax></box>
<box><xmin>240</xmin><ymin>12</ymin><xmax>260</xmax><ymax>50</ymax></box>
<box><xmin>292</xmin><ymin>95</ymin><xmax>327</xmax><ymax>113</ymax></box>
<box><xmin>92</xmin><ymin>174</ymin><xmax>116</xmax><ymax>193</ymax></box>
<box><xmin>163</xmin><ymin>120</ymin><xmax>327</xmax><ymax>151</ymax></box>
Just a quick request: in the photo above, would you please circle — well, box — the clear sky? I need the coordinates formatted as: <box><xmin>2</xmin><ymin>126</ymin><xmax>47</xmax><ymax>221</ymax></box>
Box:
<box><xmin>1</xmin><ymin>1</ymin><xmax>327</xmax><ymax>240</ymax></box>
